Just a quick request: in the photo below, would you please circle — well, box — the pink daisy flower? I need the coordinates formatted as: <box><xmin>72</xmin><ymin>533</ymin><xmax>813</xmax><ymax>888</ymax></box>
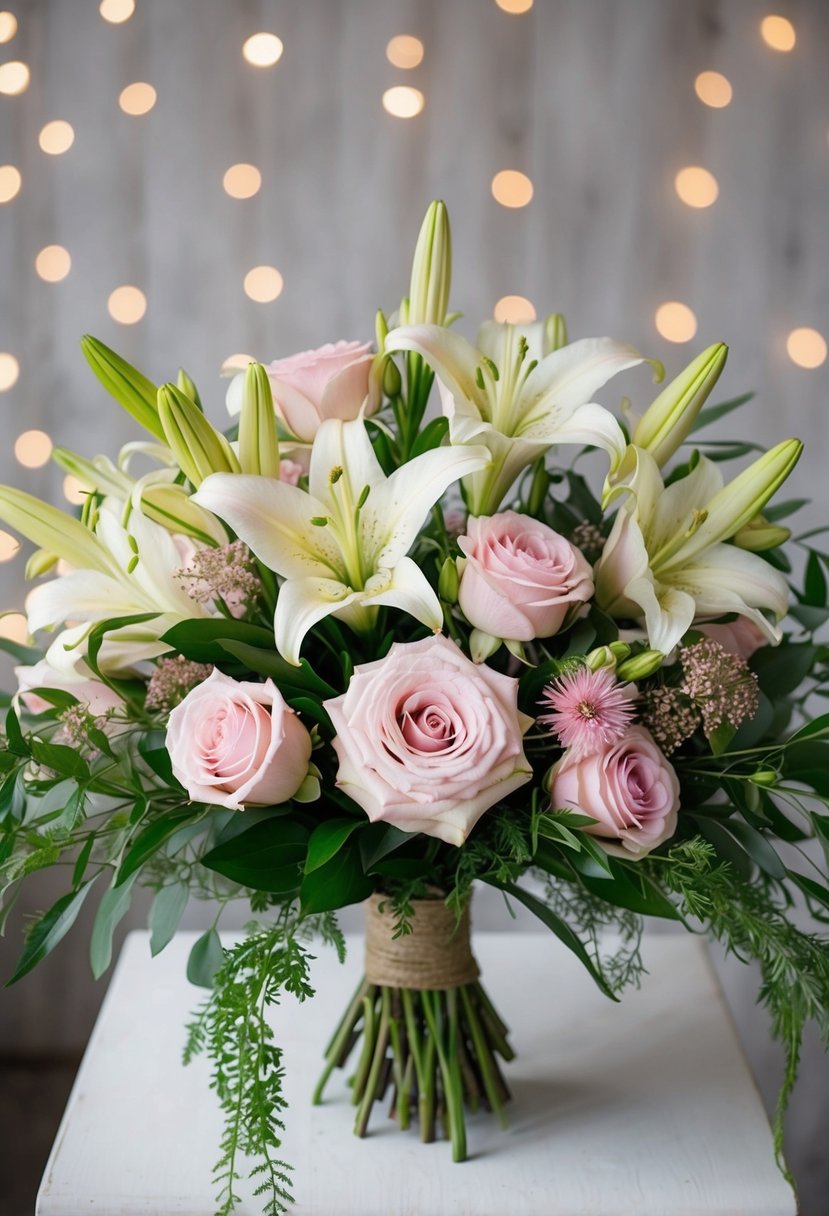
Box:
<box><xmin>538</xmin><ymin>666</ymin><xmax>637</xmax><ymax>756</ymax></box>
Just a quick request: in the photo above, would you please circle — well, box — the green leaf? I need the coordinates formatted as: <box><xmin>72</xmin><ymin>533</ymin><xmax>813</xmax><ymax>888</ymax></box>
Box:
<box><xmin>695</xmin><ymin>818</ymin><xmax>753</xmax><ymax>879</ymax></box>
<box><xmin>29</xmin><ymin>739</ymin><xmax>90</xmax><ymax>782</ymax></box>
<box><xmin>691</xmin><ymin>392</ymin><xmax>754</xmax><ymax>432</ymax></box>
<box><xmin>85</xmin><ymin>613</ymin><xmax>161</xmax><ymax>687</ymax></box>
<box><xmin>803</xmin><ymin>551</ymin><xmax>827</xmax><ymax>607</ymax></box>
<box><xmin>707</xmin><ymin>720</ymin><xmax>736</xmax><ymax>756</ymax></box>
<box><xmin>201</xmin><ymin>817</ymin><xmax>308</xmax><ymax>893</ymax></box>
<box><xmin>186</xmin><ymin>928</ymin><xmax>224</xmax><ymax>988</ymax></box>
<box><xmin>137</xmin><ymin>734</ymin><xmax>180</xmax><ymax>787</ymax></box>
<box><xmin>489</xmin><ymin>880</ymin><xmax>617</xmax><ymax>1000</ymax></box>
<box><xmin>764</xmin><ymin>498</ymin><xmax>808</xmax><ymax>523</ymax></box>
<box><xmin>0</xmin><ymin>636</ymin><xmax>42</xmax><ymax>665</ymax></box>
<box><xmin>788</xmin><ymin>713</ymin><xmax>829</xmax><ymax>745</ymax></box>
<box><xmin>90</xmin><ymin>874</ymin><xmax>138</xmax><ymax>979</ymax></box>
<box><xmin>148</xmin><ymin>882</ymin><xmax>189</xmax><ymax>956</ymax></box>
<box><xmin>161</xmin><ymin>618</ymin><xmax>276</xmax><ymax>664</ymax></box>
<box><xmin>72</xmin><ymin>831</ymin><xmax>96</xmax><ymax>887</ymax></box>
<box><xmin>300</xmin><ymin>840</ymin><xmax>373</xmax><ymax>914</ymax></box>
<box><xmin>409</xmin><ymin>415</ymin><xmax>449</xmax><ymax>457</ymax></box>
<box><xmin>115</xmin><ymin>809</ymin><xmax>202</xmax><ymax>887</ymax></box>
<box><xmin>359</xmin><ymin>823</ymin><xmax>414</xmax><ymax>871</ymax></box>
<box><xmin>219</xmin><ymin>640</ymin><xmax>337</xmax><ymax>699</ymax></box>
<box><xmin>787</xmin><ymin>870</ymin><xmax>829</xmax><ymax>913</ymax></box>
<box><xmin>4</xmin><ymin>707</ymin><xmax>29</xmax><ymax>757</ymax></box>
<box><xmin>305</xmin><ymin>818</ymin><xmax>362</xmax><ymax>874</ymax></box>
<box><xmin>578</xmin><ymin>859</ymin><xmax>682</xmax><ymax>920</ymax></box>
<box><xmin>724</xmin><ymin>820</ymin><xmax>786</xmax><ymax>879</ymax></box>
<box><xmin>751</xmin><ymin>643</ymin><xmax>816</xmax><ymax>699</ymax></box>
<box><xmin>7</xmin><ymin>878</ymin><xmax>98</xmax><ymax>985</ymax></box>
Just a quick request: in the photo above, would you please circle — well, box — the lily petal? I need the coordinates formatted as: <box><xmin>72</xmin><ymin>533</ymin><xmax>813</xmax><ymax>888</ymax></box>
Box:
<box><xmin>26</xmin><ymin>571</ymin><xmax>137</xmax><ymax>633</ymax></box>
<box><xmin>385</xmin><ymin>324</ymin><xmax>484</xmax><ymax>410</ymax></box>
<box><xmin>274</xmin><ymin>575</ymin><xmax>359</xmax><ymax>665</ymax></box>
<box><xmin>308</xmin><ymin>416</ymin><xmax>384</xmax><ymax>504</ymax></box>
<box><xmin>623</xmin><ymin>576</ymin><xmax>697</xmax><ymax>655</ymax></box>
<box><xmin>517</xmin><ymin>337</ymin><xmax>650</xmax><ymax>429</ymax></box>
<box><xmin>666</xmin><ymin>543</ymin><xmax>789</xmax><ymax>642</ymax></box>
<box><xmin>360</xmin><ymin>556</ymin><xmax>443</xmax><ymax>633</ymax></box>
<box><xmin>521</xmin><ymin>400</ymin><xmax>627</xmax><ymax>471</ymax></box>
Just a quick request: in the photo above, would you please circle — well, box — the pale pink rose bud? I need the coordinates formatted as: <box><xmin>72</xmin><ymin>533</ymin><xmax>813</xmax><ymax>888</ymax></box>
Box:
<box><xmin>15</xmin><ymin>660</ymin><xmax>123</xmax><ymax>717</ymax></box>
<box><xmin>226</xmin><ymin>340</ymin><xmax>376</xmax><ymax>443</ymax></box>
<box><xmin>324</xmin><ymin>635</ymin><xmax>533</xmax><ymax>847</ymax></box>
<box><xmin>699</xmin><ymin>618</ymin><xmax>767</xmax><ymax>661</ymax></box>
<box><xmin>166</xmin><ymin>669</ymin><xmax>312</xmax><ymax>810</ymax></box>
<box><xmin>457</xmin><ymin>512</ymin><xmax>594</xmax><ymax>642</ymax></box>
<box><xmin>550</xmin><ymin>725</ymin><xmax>679</xmax><ymax>859</ymax></box>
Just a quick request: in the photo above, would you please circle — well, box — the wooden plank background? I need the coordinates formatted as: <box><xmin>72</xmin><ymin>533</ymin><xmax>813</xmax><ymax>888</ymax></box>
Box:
<box><xmin>0</xmin><ymin>0</ymin><xmax>827</xmax><ymax>1208</ymax></box>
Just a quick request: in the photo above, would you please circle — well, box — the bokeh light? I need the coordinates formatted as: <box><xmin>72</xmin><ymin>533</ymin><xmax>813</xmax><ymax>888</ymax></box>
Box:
<box><xmin>35</xmin><ymin>245</ymin><xmax>72</xmax><ymax>283</ymax></box>
<box><xmin>674</xmin><ymin>166</ymin><xmax>719</xmax><ymax>208</ymax></box>
<box><xmin>495</xmin><ymin>0</ymin><xmax>534</xmax><ymax>12</ymax></box>
<box><xmin>0</xmin><ymin>164</ymin><xmax>21</xmax><ymax>203</ymax></box>
<box><xmin>242</xmin><ymin>33</ymin><xmax>283</xmax><ymax>67</ymax></box>
<box><xmin>0</xmin><ymin>352</ymin><xmax>20</xmax><ymax>390</ymax></box>
<box><xmin>491</xmin><ymin>170</ymin><xmax>534</xmax><ymax>208</ymax></box>
<box><xmin>386</xmin><ymin>35</ymin><xmax>424</xmax><ymax>69</ymax></box>
<box><xmin>786</xmin><ymin>328</ymin><xmax>827</xmax><ymax>369</ymax></box>
<box><xmin>760</xmin><ymin>15</ymin><xmax>796</xmax><ymax>51</ymax></box>
<box><xmin>655</xmin><ymin>301</ymin><xmax>698</xmax><ymax>343</ymax></box>
<box><xmin>694</xmin><ymin>70</ymin><xmax>732</xmax><ymax>108</ymax></box>
<box><xmin>99</xmin><ymin>0</ymin><xmax>135</xmax><ymax>23</ymax></box>
<box><xmin>108</xmin><ymin>285</ymin><xmax>147</xmax><ymax>324</ymax></box>
<box><xmin>243</xmin><ymin>266</ymin><xmax>283</xmax><ymax>303</ymax></box>
<box><xmin>119</xmin><ymin>82</ymin><xmax>156</xmax><ymax>115</ymax></box>
<box><xmin>0</xmin><ymin>613</ymin><xmax>28</xmax><ymax>643</ymax></box>
<box><xmin>223</xmin><ymin>163</ymin><xmax>262</xmax><ymax>199</ymax></box>
<box><xmin>0</xmin><ymin>531</ymin><xmax>19</xmax><ymax>563</ymax></box>
<box><xmin>62</xmin><ymin>475</ymin><xmax>88</xmax><ymax>505</ymax></box>
<box><xmin>14</xmin><ymin>429</ymin><xmax>53</xmax><ymax>467</ymax></box>
<box><xmin>382</xmin><ymin>86</ymin><xmax>424</xmax><ymax>118</ymax></box>
<box><xmin>0</xmin><ymin>59</ymin><xmax>29</xmax><ymax>95</ymax></box>
<box><xmin>494</xmin><ymin>295</ymin><xmax>537</xmax><ymax>324</ymax></box>
<box><xmin>0</xmin><ymin>12</ymin><xmax>17</xmax><ymax>43</ymax></box>
<box><xmin>38</xmin><ymin>119</ymin><xmax>75</xmax><ymax>154</ymax></box>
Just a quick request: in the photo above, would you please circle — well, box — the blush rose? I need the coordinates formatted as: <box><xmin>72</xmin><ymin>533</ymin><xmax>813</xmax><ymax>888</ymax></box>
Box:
<box><xmin>226</xmin><ymin>340</ymin><xmax>376</xmax><ymax>443</ymax></box>
<box><xmin>166</xmin><ymin>669</ymin><xmax>312</xmax><ymax>810</ymax></box>
<box><xmin>457</xmin><ymin>512</ymin><xmax>594</xmax><ymax>642</ymax></box>
<box><xmin>324</xmin><ymin>635</ymin><xmax>533</xmax><ymax>846</ymax></box>
<box><xmin>15</xmin><ymin>659</ymin><xmax>123</xmax><ymax>717</ymax></box>
<box><xmin>550</xmin><ymin>725</ymin><xmax>679</xmax><ymax>858</ymax></box>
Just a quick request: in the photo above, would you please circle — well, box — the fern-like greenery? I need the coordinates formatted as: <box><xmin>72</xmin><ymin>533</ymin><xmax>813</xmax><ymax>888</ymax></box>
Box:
<box><xmin>539</xmin><ymin>876</ymin><xmax>646</xmax><ymax>996</ymax></box>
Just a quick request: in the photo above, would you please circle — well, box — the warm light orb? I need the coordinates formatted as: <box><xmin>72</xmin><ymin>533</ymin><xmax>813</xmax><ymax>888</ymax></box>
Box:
<box><xmin>243</xmin><ymin>266</ymin><xmax>283</xmax><ymax>303</ymax></box>
<box><xmin>0</xmin><ymin>12</ymin><xmax>17</xmax><ymax>43</ymax></box>
<box><xmin>491</xmin><ymin>169</ymin><xmax>534</xmax><ymax>208</ymax></box>
<box><xmin>382</xmin><ymin>85</ymin><xmax>424</xmax><ymax>118</ymax></box>
<box><xmin>0</xmin><ymin>531</ymin><xmax>19</xmax><ymax>562</ymax></box>
<box><xmin>99</xmin><ymin>0</ymin><xmax>135</xmax><ymax>23</ymax></box>
<box><xmin>655</xmin><ymin>301</ymin><xmax>698</xmax><ymax>343</ymax></box>
<box><xmin>242</xmin><ymin>32</ymin><xmax>283</xmax><ymax>67</ymax></box>
<box><xmin>14</xmin><ymin>429</ymin><xmax>53</xmax><ymax>467</ymax></box>
<box><xmin>0</xmin><ymin>352</ymin><xmax>20</xmax><ymax>391</ymax></box>
<box><xmin>0</xmin><ymin>59</ymin><xmax>29</xmax><ymax>94</ymax></box>
<box><xmin>62</xmin><ymin>475</ymin><xmax>89</xmax><ymax>506</ymax></box>
<box><xmin>223</xmin><ymin>163</ymin><xmax>262</xmax><ymax>199</ymax></box>
<box><xmin>0</xmin><ymin>164</ymin><xmax>21</xmax><ymax>203</ymax></box>
<box><xmin>0</xmin><ymin>612</ymin><xmax>28</xmax><ymax>643</ymax></box>
<box><xmin>760</xmin><ymin>14</ymin><xmax>796</xmax><ymax>51</ymax></box>
<box><xmin>38</xmin><ymin>120</ymin><xmax>75</xmax><ymax>154</ymax></box>
<box><xmin>786</xmin><ymin>327</ymin><xmax>827</xmax><ymax>369</ymax></box>
<box><xmin>119</xmin><ymin>82</ymin><xmax>156</xmax><ymax>115</ymax></box>
<box><xmin>222</xmin><ymin>352</ymin><xmax>255</xmax><ymax>372</ymax></box>
<box><xmin>674</xmin><ymin>165</ymin><xmax>719</xmax><ymax>208</ymax></box>
<box><xmin>694</xmin><ymin>70</ymin><xmax>732</xmax><ymax>108</ymax></box>
<box><xmin>386</xmin><ymin>35</ymin><xmax>424</xmax><ymax>69</ymax></box>
<box><xmin>494</xmin><ymin>295</ymin><xmax>537</xmax><ymax>325</ymax></box>
<box><xmin>495</xmin><ymin>0</ymin><xmax>534</xmax><ymax>12</ymax></box>
<box><xmin>35</xmin><ymin>245</ymin><xmax>72</xmax><ymax>283</ymax></box>
<box><xmin>108</xmin><ymin>285</ymin><xmax>147</xmax><ymax>324</ymax></box>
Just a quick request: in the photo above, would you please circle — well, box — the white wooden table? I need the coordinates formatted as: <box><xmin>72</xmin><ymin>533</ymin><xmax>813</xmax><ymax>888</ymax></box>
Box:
<box><xmin>36</xmin><ymin>930</ymin><xmax>796</xmax><ymax>1216</ymax></box>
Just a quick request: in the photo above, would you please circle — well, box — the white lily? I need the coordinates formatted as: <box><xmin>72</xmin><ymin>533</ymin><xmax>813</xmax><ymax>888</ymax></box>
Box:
<box><xmin>194</xmin><ymin>418</ymin><xmax>489</xmax><ymax>665</ymax></box>
<box><xmin>385</xmin><ymin>319</ymin><xmax>656</xmax><ymax>514</ymax></box>
<box><xmin>594</xmin><ymin>441</ymin><xmax>802</xmax><ymax>653</ymax></box>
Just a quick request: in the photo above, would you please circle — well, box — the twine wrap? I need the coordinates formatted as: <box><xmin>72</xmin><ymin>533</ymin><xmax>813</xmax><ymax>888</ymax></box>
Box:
<box><xmin>364</xmin><ymin>893</ymin><xmax>480</xmax><ymax>991</ymax></box>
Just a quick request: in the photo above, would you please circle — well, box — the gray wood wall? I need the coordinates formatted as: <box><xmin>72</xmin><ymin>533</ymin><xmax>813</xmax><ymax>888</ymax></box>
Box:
<box><xmin>1</xmin><ymin>0</ymin><xmax>828</xmax><ymax>1208</ymax></box>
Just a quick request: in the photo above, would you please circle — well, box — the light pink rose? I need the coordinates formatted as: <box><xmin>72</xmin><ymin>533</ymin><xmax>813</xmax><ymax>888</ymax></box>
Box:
<box><xmin>227</xmin><ymin>340</ymin><xmax>376</xmax><ymax>443</ymax></box>
<box><xmin>550</xmin><ymin>725</ymin><xmax>679</xmax><ymax>858</ymax></box>
<box><xmin>324</xmin><ymin>635</ymin><xmax>533</xmax><ymax>846</ymax></box>
<box><xmin>166</xmin><ymin>669</ymin><xmax>312</xmax><ymax>810</ymax></box>
<box><xmin>699</xmin><ymin>619</ymin><xmax>767</xmax><ymax>661</ymax></box>
<box><xmin>457</xmin><ymin>512</ymin><xmax>594</xmax><ymax>642</ymax></box>
<box><xmin>278</xmin><ymin>458</ymin><xmax>304</xmax><ymax>486</ymax></box>
<box><xmin>15</xmin><ymin>660</ymin><xmax>123</xmax><ymax>717</ymax></box>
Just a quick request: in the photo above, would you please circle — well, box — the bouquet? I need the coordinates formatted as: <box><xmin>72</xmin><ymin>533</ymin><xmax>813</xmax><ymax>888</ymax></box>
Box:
<box><xmin>2</xmin><ymin>201</ymin><xmax>829</xmax><ymax>1216</ymax></box>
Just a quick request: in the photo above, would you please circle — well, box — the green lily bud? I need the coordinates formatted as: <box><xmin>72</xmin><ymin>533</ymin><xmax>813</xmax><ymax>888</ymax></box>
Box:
<box><xmin>176</xmin><ymin>367</ymin><xmax>202</xmax><ymax>410</ymax></box>
<box><xmin>81</xmin><ymin>335</ymin><xmax>165</xmax><ymax>441</ymax></box>
<box><xmin>157</xmin><ymin>383</ymin><xmax>241</xmax><ymax>487</ymax></box>
<box><xmin>438</xmin><ymin>556</ymin><xmax>460</xmax><ymax>603</ymax></box>
<box><xmin>750</xmin><ymin>769</ymin><xmax>778</xmax><ymax>788</ymax></box>
<box><xmin>633</xmin><ymin>342</ymin><xmax>727</xmax><ymax>469</ymax></box>
<box><xmin>375</xmin><ymin>309</ymin><xmax>389</xmax><ymax>352</ymax></box>
<box><xmin>51</xmin><ymin>447</ymin><xmax>132</xmax><ymax>500</ymax></box>
<box><xmin>238</xmin><ymin>362</ymin><xmax>280</xmax><ymax>478</ymax></box>
<box><xmin>0</xmin><ymin>485</ymin><xmax>109</xmax><ymax>573</ymax></box>
<box><xmin>585</xmin><ymin>641</ymin><xmax>631</xmax><ymax>672</ymax></box>
<box><xmin>408</xmin><ymin>200</ymin><xmax>452</xmax><ymax>326</ymax></box>
<box><xmin>140</xmin><ymin>484</ymin><xmax>229</xmax><ymax>545</ymax></box>
<box><xmin>733</xmin><ymin>514</ymin><xmax>791</xmax><ymax>553</ymax></box>
<box><xmin>383</xmin><ymin>356</ymin><xmax>402</xmax><ymax>398</ymax></box>
<box><xmin>25</xmin><ymin>549</ymin><xmax>57</xmax><ymax>578</ymax></box>
<box><xmin>543</xmin><ymin>313</ymin><xmax>568</xmax><ymax>354</ymax></box>
<box><xmin>616</xmin><ymin>649</ymin><xmax>665</xmax><ymax>681</ymax></box>
<box><xmin>469</xmin><ymin>628</ymin><xmax>501</xmax><ymax>664</ymax></box>
<box><xmin>526</xmin><ymin>459</ymin><xmax>551</xmax><ymax>516</ymax></box>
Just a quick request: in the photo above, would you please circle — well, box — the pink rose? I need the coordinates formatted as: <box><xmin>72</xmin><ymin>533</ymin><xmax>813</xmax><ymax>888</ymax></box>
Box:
<box><xmin>550</xmin><ymin>725</ymin><xmax>679</xmax><ymax>858</ymax></box>
<box><xmin>15</xmin><ymin>660</ymin><xmax>123</xmax><ymax>717</ymax></box>
<box><xmin>324</xmin><ymin>635</ymin><xmax>533</xmax><ymax>846</ymax></box>
<box><xmin>699</xmin><ymin>619</ymin><xmax>767</xmax><ymax>661</ymax></box>
<box><xmin>226</xmin><ymin>340</ymin><xmax>376</xmax><ymax>443</ymax></box>
<box><xmin>457</xmin><ymin>512</ymin><xmax>594</xmax><ymax>642</ymax></box>
<box><xmin>166</xmin><ymin>669</ymin><xmax>312</xmax><ymax>809</ymax></box>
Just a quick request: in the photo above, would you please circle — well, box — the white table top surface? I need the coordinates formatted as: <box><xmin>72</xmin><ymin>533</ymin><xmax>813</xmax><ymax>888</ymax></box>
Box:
<box><xmin>36</xmin><ymin>928</ymin><xmax>796</xmax><ymax>1216</ymax></box>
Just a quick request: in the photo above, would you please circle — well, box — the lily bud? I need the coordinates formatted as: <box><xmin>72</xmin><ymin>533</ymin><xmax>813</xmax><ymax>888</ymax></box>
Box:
<box><xmin>81</xmin><ymin>335</ymin><xmax>165</xmax><ymax>441</ymax></box>
<box><xmin>176</xmin><ymin>367</ymin><xmax>202</xmax><ymax>410</ymax></box>
<box><xmin>733</xmin><ymin>514</ymin><xmax>791</xmax><ymax>553</ymax></box>
<box><xmin>238</xmin><ymin>362</ymin><xmax>280</xmax><ymax>478</ymax></box>
<box><xmin>438</xmin><ymin>556</ymin><xmax>459</xmax><ymax>603</ymax></box>
<box><xmin>543</xmin><ymin>313</ymin><xmax>568</xmax><ymax>354</ymax></box>
<box><xmin>375</xmin><ymin>309</ymin><xmax>389</xmax><ymax>352</ymax></box>
<box><xmin>0</xmin><ymin>485</ymin><xmax>109</xmax><ymax>573</ymax></box>
<box><xmin>526</xmin><ymin>459</ymin><xmax>551</xmax><ymax>516</ymax></box>
<box><xmin>633</xmin><ymin>342</ymin><xmax>727</xmax><ymax>468</ymax></box>
<box><xmin>157</xmin><ymin>383</ymin><xmax>241</xmax><ymax>487</ymax></box>
<box><xmin>750</xmin><ymin>769</ymin><xmax>778</xmax><ymax>788</ymax></box>
<box><xmin>585</xmin><ymin>641</ymin><xmax>631</xmax><ymax>672</ymax></box>
<box><xmin>25</xmin><ymin>549</ymin><xmax>57</xmax><ymax>579</ymax></box>
<box><xmin>469</xmin><ymin>628</ymin><xmax>500</xmax><ymax>664</ymax></box>
<box><xmin>615</xmin><ymin>649</ymin><xmax>665</xmax><ymax>681</ymax></box>
<box><xmin>383</xmin><ymin>356</ymin><xmax>402</xmax><ymax>398</ymax></box>
<box><xmin>408</xmin><ymin>200</ymin><xmax>452</xmax><ymax>326</ymax></box>
<box><xmin>140</xmin><ymin>484</ymin><xmax>229</xmax><ymax>545</ymax></box>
